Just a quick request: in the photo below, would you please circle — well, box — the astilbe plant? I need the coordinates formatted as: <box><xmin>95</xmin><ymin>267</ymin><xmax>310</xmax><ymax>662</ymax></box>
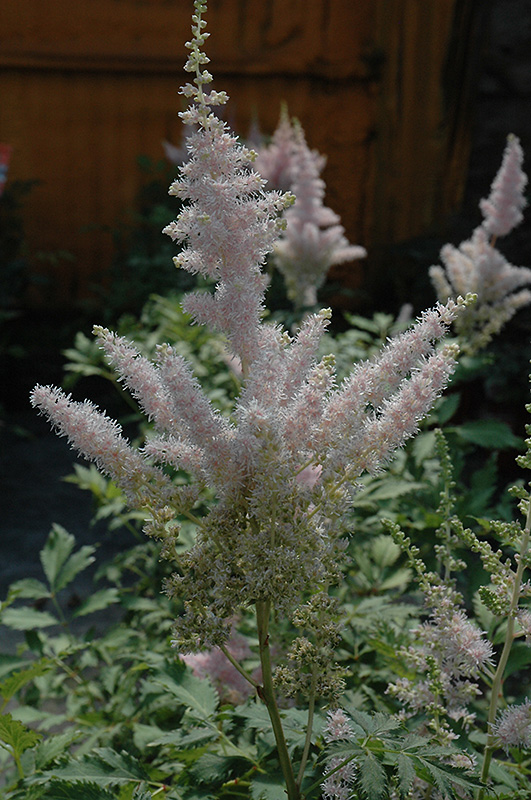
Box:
<box><xmin>379</xmin><ymin>425</ymin><xmax>531</xmax><ymax>800</ymax></box>
<box><xmin>256</xmin><ymin>108</ymin><xmax>366</xmax><ymax>309</ymax></box>
<box><xmin>430</xmin><ymin>135</ymin><xmax>531</xmax><ymax>354</ymax></box>
<box><xmin>30</xmin><ymin>2</ymin><xmax>472</xmax><ymax>797</ymax></box>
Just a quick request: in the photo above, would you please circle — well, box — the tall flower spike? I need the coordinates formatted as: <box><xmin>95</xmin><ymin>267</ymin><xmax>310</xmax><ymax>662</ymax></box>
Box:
<box><xmin>253</xmin><ymin>104</ymin><xmax>299</xmax><ymax>193</ymax></box>
<box><xmin>430</xmin><ymin>137</ymin><xmax>531</xmax><ymax>354</ymax></box>
<box><xmin>33</xmin><ymin>0</ymin><xmax>468</xmax><ymax>659</ymax></box>
<box><xmin>480</xmin><ymin>134</ymin><xmax>528</xmax><ymax>239</ymax></box>
<box><xmin>162</xmin><ymin>1</ymin><xmax>293</xmax><ymax>370</ymax></box>
<box><xmin>272</xmin><ymin>121</ymin><xmax>366</xmax><ymax>308</ymax></box>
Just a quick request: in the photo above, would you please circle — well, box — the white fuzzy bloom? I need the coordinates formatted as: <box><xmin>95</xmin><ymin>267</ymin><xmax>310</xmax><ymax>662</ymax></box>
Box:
<box><xmin>321</xmin><ymin>709</ymin><xmax>357</xmax><ymax>800</ymax></box>
<box><xmin>272</xmin><ymin>122</ymin><xmax>365</xmax><ymax>307</ymax></box>
<box><xmin>480</xmin><ymin>134</ymin><xmax>528</xmax><ymax>238</ymax></box>
<box><xmin>430</xmin><ymin>137</ymin><xmax>531</xmax><ymax>353</ymax></box>
<box><xmin>493</xmin><ymin>699</ymin><xmax>531</xmax><ymax>751</ymax></box>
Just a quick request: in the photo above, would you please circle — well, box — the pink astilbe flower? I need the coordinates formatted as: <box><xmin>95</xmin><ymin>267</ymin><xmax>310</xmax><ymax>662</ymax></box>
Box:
<box><xmin>480</xmin><ymin>134</ymin><xmax>528</xmax><ymax>238</ymax></box>
<box><xmin>32</xmin><ymin>1</ymin><xmax>469</xmax><ymax>655</ymax></box>
<box><xmin>493</xmin><ymin>699</ymin><xmax>531</xmax><ymax>751</ymax></box>
<box><xmin>29</xmin><ymin>385</ymin><xmax>178</xmax><ymax>510</ymax></box>
<box><xmin>253</xmin><ymin>104</ymin><xmax>300</xmax><ymax>193</ymax></box>
<box><xmin>387</xmin><ymin>582</ymin><xmax>493</xmax><ymax>734</ymax></box>
<box><xmin>272</xmin><ymin>122</ymin><xmax>366</xmax><ymax>307</ymax></box>
<box><xmin>321</xmin><ymin>709</ymin><xmax>357</xmax><ymax>800</ymax></box>
<box><xmin>430</xmin><ymin>135</ymin><xmax>531</xmax><ymax>353</ymax></box>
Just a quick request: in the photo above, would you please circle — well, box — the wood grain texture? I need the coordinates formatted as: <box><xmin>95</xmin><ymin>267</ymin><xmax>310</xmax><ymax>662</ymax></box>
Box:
<box><xmin>0</xmin><ymin>0</ymin><xmax>484</xmax><ymax>307</ymax></box>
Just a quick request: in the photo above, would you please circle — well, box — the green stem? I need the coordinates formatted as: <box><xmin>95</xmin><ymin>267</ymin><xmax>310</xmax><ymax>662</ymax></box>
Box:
<box><xmin>255</xmin><ymin>600</ymin><xmax>299</xmax><ymax>800</ymax></box>
<box><xmin>219</xmin><ymin>643</ymin><xmax>261</xmax><ymax>690</ymax></box>
<box><xmin>297</xmin><ymin>667</ymin><xmax>316</xmax><ymax>786</ymax></box>
<box><xmin>477</xmin><ymin>519</ymin><xmax>530</xmax><ymax>800</ymax></box>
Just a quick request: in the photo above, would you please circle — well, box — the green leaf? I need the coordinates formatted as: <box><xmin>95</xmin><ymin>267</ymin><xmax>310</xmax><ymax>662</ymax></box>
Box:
<box><xmin>39</xmin><ymin>782</ymin><xmax>116</xmax><ymax>800</ymax></box>
<box><xmin>371</xmin><ymin>536</ymin><xmax>401</xmax><ymax>568</ymax></box>
<box><xmin>72</xmin><ymin>589</ymin><xmax>120</xmax><ymax>618</ymax></box>
<box><xmin>1</xmin><ymin>607</ymin><xmax>59</xmax><ymax>630</ymax></box>
<box><xmin>0</xmin><ymin>660</ymin><xmax>51</xmax><ymax>702</ymax></box>
<box><xmin>6</xmin><ymin>578</ymin><xmax>50</xmax><ymax>600</ymax></box>
<box><xmin>395</xmin><ymin>752</ymin><xmax>416</xmax><ymax>797</ymax></box>
<box><xmin>28</xmin><ymin>748</ymin><xmax>150</xmax><ymax>787</ymax></box>
<box><xmin>0</xmin><ymin>711</ymin><xmax>42</xmax><ymax>757</ymax></box>
<box><xmin>251</xmin><ymin>774</ymin><xmax>289</xmax><ymax>800</ymax></box>
<box><xmin>152</xmin><ymin>663</ymin><xmax>218</xmax><ymax>720</ymax></box>
<box><xmin>34</xmin><ymin>730</ymin><xmax>82</xmax><ymax>769</ymax></box>
<box><xmin>357</xmin><ymin>752</ymin><xmax>387</xmax><ymax>800</ymax></box>
<box><xmin>190</xmin><ymin>751</ymin><xmax>233</xmax><ymax>784</ymax></box>
<box><xmin>40</xmin><ymin>525</ymin><xmax>76</xmax><ymax>588</ymax></box>
<box><xmin>148</xmin><ymin>725</ymin><xmax>217</xmax><ymax>748</ymax></box>
<box><xmin>452</xmin><ymin>420</ymin><xmax>523</xmax><ymax>450</ymax></box>
<box><xmin>131</xmin><ymin>783</ymin><xmax>153</xmax><ymax>800</ymax></box>
<box><xmin>433</xmin><ymin>392</ymin><xmax>461</xmax><ymax>425</ymax></box>
<box><xmin>40</xmin><ymin>525</ymin><xmax>96</xmax><ymax>594</ymax></box>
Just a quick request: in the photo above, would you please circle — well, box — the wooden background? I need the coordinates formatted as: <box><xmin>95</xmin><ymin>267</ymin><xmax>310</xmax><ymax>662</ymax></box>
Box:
<box><xmin>1</xmin><ymin>0</ymin><xmax>485</xmax><ymax>308</ymax></box>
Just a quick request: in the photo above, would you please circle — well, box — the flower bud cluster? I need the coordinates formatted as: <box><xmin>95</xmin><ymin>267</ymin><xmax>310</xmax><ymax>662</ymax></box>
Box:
<box><xmin>430</xmin><ymin>136</ymin><xmax>531</xmax><ymax>353</ymax></box>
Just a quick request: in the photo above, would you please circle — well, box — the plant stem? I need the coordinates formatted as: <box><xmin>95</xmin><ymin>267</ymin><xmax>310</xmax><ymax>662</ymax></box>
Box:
<box><xmin>219</xmin><ymin>643</ymin><xmax>261</xmax><ymax>690</ymax></box>
<box><xmin>297</xmin><ymin>667</ymin><xmax>316</xmax><ymax>786</ymax></box>
<box><xmin>255</xmin><ymin>600</ymin><xmax>299</xmax><ymax>800</ymax></box>
<box><xmin>477</xmin><ymin>517</ymin><xmax>530</xmax><ymax>800</ymax></box>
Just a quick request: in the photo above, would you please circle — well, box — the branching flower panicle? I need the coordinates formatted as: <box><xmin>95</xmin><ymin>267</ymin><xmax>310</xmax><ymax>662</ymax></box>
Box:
<box><xmin>271</xmin><ymin>117</ymin><xmax>366</xmax><ymax>308</ymax></box>
<box><xmin>430</xmin><ymin>135</ymin><xmax>531</xmax><ymax>353</ymax></box>
<box><xmin>30</xmin><ymin>0</ymin><xmax>470</xmax><ymax>656</ymax></box>
<box><xmin>29</xmin><ymin>9</ymin><xmax>473</xmax><ymax>797</ymax></box>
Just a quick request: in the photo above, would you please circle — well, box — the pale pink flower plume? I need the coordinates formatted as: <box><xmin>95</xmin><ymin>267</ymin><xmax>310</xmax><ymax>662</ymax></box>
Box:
<box><xmin>253</xmin><ymin>104</ymin><xmax>300</xmax><ymax>193</ymax></box>
<box><xmin>480</xmin><ymin>134</ymin><xmax>528</xmax><ymax>239</ymax></box>
<box><xmin>321</xmin><ymin>709</ymin><xmax>356</xmax><ymax>800</ymax></box>
<box><xmin>430</xmin><ymin>135</ymin><xmax>531</xmax><ymax>353</ymax></box>
<box><xmin>493</xmin><ymin>699</ymin><xmax>531</xmax><ymax>751</ymax></box>
<box><xmin>31</xmin><ymin>1</ymin><xmax>470</xmax><ymax>653</ymax></box>
<box><xmin>272</xmin><ymin>121</ymin><xmax>366</xmax><ymax>307</ymax></box>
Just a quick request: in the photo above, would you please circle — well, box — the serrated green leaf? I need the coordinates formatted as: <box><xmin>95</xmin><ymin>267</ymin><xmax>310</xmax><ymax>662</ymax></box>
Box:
<box><xmin>152</xmin><ymin>663</ymin><xmax>218</xmax><ymax>720</ymax></box>
<box><xmin>72</xmin><ymin>588</ymin><xmax>120</xmax><ymax>618</ymax></box>
<box><xmin>131</xmin><ymin>783</ymin><xmax>153</xmax><ymax>800</ymax></box>
<box><xmin>0</xmin><ymin>654</ymin><xmax>32</xmax><ymax>680</ymax></box>
<box><xmin>0</xmin><ymin>711</ymin><xmax>42</xmax><ymax>756</ymax></box>
<box><xmin>453</xmin><ymin>420</ymin><xmax>523</xmax><ymax>450</ymax></box>
<box><xmin>34</xmin><ymin>730</ymin><xmax>83</xmax><ymax>769</ymax></box>
<box><xmin>0</xmin><ymin>660</ymin><xmax>51</xmax><ymax>702</ymax></box>
<box><xmin>357</xmin><ymin>752</ymin><xmax>387</xmax><ymax>800</ymax></box>
<box><xmin>434</xmin><ymin>393</ymin><xmax>461</xmax><ymax>425</ymax></box>
<box><xmin>379</xmin><ymin>568</ymin><xmax>412</xmax><ymax>591</ymax></box>
<box><xmin>149</xmin><ymin>725</ymin><xmax>217</xmax><ymax>748</ymax></box>
<box><xmin>54</xmin><ymin>546</ymin><xmax>97</xmax><ymax>594</ymax></box>
<box><xmin>40</xmin><ymin>525</ymin><xmax>96</xmax><ymax>594</ymax></box>
<box><xmin>190</xmin><ymin>751</ymin><xmax>232</xmax><ymax>784</ymax></box>
<box><xmin>40</xmin><ymin>525</ymin><xmax>76</xmax><ymax>589</ymax></box>
<box><xmin>39</xmin><ymin>781</ymin><xmax>116</xmax><ymax>800</ymax></box>
<box><xmin>1</xmin><ymin>606</ymin><xmax>59</xmax><ymax>630</ymax></box>
<box><xmin>6</xmin><ymin>578</ymin><xmax>50</xmax><ymax>600</ymax></box>
<box><xmin>28</xmin><ymin>748</ymin><xmax>150</xmax><ymax>787</ymax></box>
<box><xmin>371</xmin><ymin>536</ymin><xmax>401</xmax><ymax>568</ymax></box>
<box><xmin>251</xmin><ymin>774</ymin><xmax>289</xmax><ymax>800</ymax></box>
<box><xmin>395</xmin><ymin>752</ymin><xmax>416</xmax><ymax>797</ymax></box>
